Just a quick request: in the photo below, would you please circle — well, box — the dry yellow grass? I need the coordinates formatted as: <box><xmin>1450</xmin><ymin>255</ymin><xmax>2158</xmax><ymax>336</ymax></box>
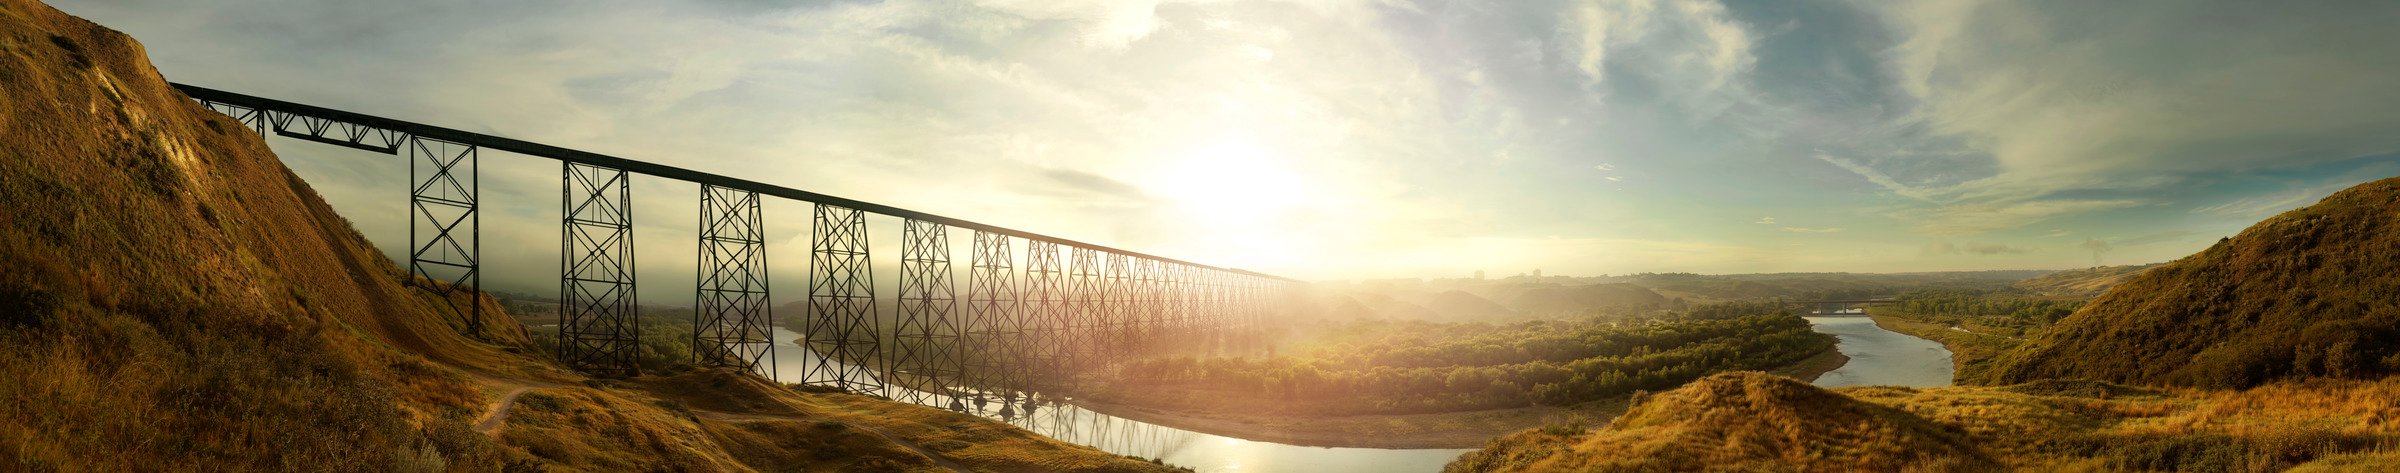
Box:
<box><xmin>1449</xmin><ymin>374</ymin><xmax>2400</xmax><ymax>472</ymax></box>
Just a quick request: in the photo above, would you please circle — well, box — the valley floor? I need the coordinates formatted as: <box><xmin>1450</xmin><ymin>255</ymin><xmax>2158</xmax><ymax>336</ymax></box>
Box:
<box><xmin>1068</xmin><ymin>347</ymin><xmax>1850</xmax><ymax>449</ymax></box>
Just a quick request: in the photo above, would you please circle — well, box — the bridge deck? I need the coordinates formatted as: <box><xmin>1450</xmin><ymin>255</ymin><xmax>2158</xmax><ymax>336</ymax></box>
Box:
<box><xmin>172</xmin><ymin>82</ymin><xmax>1289</xmax><ymax>282</ymax></box>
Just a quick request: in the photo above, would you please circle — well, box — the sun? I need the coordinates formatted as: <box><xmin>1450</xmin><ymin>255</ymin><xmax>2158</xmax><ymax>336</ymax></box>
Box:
<box><xmin>1151</xmin><ymin>139</ymin><xmax>1306</xmax><ymax>222</ymax></box>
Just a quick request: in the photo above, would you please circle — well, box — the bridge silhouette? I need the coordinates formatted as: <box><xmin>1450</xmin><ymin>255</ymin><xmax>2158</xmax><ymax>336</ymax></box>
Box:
<box><xmin>175</xmin><ymin>83</ymin><xmax>1300</xmax><ymax>405</ymax></box>
<box><xmin>1783</xmin><ymin>298</ymin><xmax>1899</xmax><ymax>316</ymax></box>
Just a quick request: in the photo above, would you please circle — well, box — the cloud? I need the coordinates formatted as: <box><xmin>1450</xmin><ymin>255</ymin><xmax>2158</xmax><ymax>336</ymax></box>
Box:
<box><xmin>2114</xmin><ymin>230</ymin><xmax>2194</xmax><ymax>247</ymax></box>
<box><xmin>1923</xmin><ymin>241</ymin><xmax>2029</xmax><ymax>256</ymax></box>
<box><xmin>1905</xmin><ymin>199</ymin><xmax>2147</xmax><ymax>236</ymax></box>
<box><xmin>1565</xmin><ymin>0</ymin><xmax>1758</xmax><ymax>113</ymax></box>
<box><xmin>1868</xmin><ymin>0</ymin><xmax>2400</xmax><ymax>203</ymax></box>
<box><xmin>2080</xmin><ymin>237</ymin><xmax>2114</xmax><ymax>265</ymax></box>
<box><xmin>2046</xmin><ymin>229</ymin><xmax>2068</xmax><ymax>238</ymax></box>
<box><xmin>1813</xmin><ymin>154</ymin><xmax>1937</xmax><ymax>201</ymax></box>
<box><xmin>1781</xmin><ymin>227</ymin><xmax>1842</xmax><ymax>233</ymax></box>
<box><xmin>1753</xmin><ymin>216</ymin><xmax>1777</xmax><ymax>225</ymax></box>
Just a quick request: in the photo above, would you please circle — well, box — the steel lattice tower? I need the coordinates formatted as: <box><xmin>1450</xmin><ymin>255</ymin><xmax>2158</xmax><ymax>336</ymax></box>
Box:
<box><xmin>1021</xmin><ymin>241</ymin><xmax>1065</xmax><ymax>390</ymax></box>
<box><xmin>409</xmin><ymin>137</ymin><xmax>483</xmax><ymax>335</ymax></box>
<box><xmin>892</xmin><ymin>219</ymin><xmax>965</xmax><ymax>406</ymax></box>
<box><xmin>961</xmin><ymin>231</ymin><xmax>1023</xmax><ymax>395</ymax></box>
<box><xmin>694</xmin><ymin>185</ymin><xmax>774</xmax><ymax>378</ymax></box>
<box><xmin>803</xmin><ymin>204</ymin><xmax>880</xmax><ymax>393</ymax></box>
<box><xmin>559</xmin><ymin>162</ymin><xmax>638</xmax><ymax>377</ymax></box>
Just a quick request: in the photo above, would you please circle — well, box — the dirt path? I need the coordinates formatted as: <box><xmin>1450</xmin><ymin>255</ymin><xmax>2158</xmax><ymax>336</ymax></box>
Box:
<box><xmin>476</xmin><ymin>386</ymin><xmax>534</xmax><ymax>436</ymax></box>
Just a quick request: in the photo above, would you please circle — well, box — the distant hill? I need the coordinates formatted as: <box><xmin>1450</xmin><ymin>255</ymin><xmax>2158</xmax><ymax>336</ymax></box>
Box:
<box><xmin>1981</xmin><ymin>177</ymin><xmax>2400</xmax><ymax>388</ymax></box>
<box><xmin>1445</xmin><ymin>372</ymin><xmax>1997</xmax><ymax>472</ymax></box>
<box><xmin>1503</xmin><ymin>283</ymin><xmax>1669</xmax><ymax>315</ymax></box>
<box><xmin>1419</xmin><ymin>289</ymin><xmax>1513</xmax><ymax>321</ymax></box>
<box><xmin>2010</xmin><ymin>263</ymin><xmax>2162</xmax><ymax>298</ymax></box>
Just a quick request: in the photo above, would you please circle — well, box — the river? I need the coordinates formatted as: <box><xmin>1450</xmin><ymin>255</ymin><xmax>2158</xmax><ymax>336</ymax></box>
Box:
<box><xmin>760</xmin><ymin>327</ymin><xmax>1475</xmax><ymax>473</ymax></box>
<box><xmin>755</xmin><ymin>317</ymin><xmax>1952</xmax><ymax>472</ymax></box>
<box><xmin>1804</xmin><ymin>316</ymin><xmax>1956</xmax><ymax>388</ymax></box>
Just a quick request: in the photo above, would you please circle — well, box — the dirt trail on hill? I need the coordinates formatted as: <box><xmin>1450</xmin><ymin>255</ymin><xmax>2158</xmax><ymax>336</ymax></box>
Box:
<box><xmin>476</xmin><ymin>387</ymin><xmax>535</xmax><ymax>435</ymax></box>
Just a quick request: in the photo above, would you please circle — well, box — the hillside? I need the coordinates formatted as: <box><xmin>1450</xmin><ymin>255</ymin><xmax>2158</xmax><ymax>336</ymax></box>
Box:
<box><xmin>1445</xmin><ymin>372</ymin><xmax>1998</xmax><ymax>472</ymax></box>
<box><xmin>1449</xmin><ymin>373</ymin><xmax>2400</xmax><ymax>472</ymax></box>
<box><xmin>1502</xmin><ymin>283</ymin><xmax>1669</xmax><ymax>315</ymax></box>
<box><xmin>0</xmin><ymin>1</ymin><xmax>1172</xmax><ymax>470</ymax></box>
<box><xmin>2010</xmin><ymin>263</ymin><xmax>2161</xmax><ymax>298</ymax></box>
<box><xmin>1981</xmin><ymin>177</ymin><xmax>2400</xmax><ymax>388</ymax></box>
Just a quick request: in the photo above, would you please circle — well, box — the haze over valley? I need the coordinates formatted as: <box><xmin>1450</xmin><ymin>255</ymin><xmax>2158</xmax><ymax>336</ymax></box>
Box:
<box><xmin>7</xmin><ymin>0</ymin><xmax>2400</xmax><ymax>472</ymax></box>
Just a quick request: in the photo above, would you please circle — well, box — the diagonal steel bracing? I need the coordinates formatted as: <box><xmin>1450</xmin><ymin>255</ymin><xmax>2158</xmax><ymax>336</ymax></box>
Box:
<box><xmin>1101</xmin><ymin>253</ymin><xmax>1133</xmax><ymax>362</ymax></box>
<box><xmin>409</xmin><ymin>136</ymin><xmax>484</xmax><ymax>336</ymax></box>
<box><xmin>1065</xmin><ymin>247</ymin><xmax>1103</xmax><ymax>377</ymax></box>
<box><xmin>892</xmin><ymin>219</ymin><xmax>965</xmax><ymax>407</ymax></box>
<box><xmin>270</xmin><ymin>110</ymin><xmax>406</xmax><ymax>153</ymax></box>
<box><xmin>183</xmin><ymin>83</ymin><xmax>1318</xmax><ymax>392</ymax></box>
<box><xmin>804</xmin><ymin>204</ymin><xmax>881</xmax><ymax>393</ymax></box>
<box><xmin>1021</xmin><ymin>241</ymin><xmax>1066</xmax><ymax>390</ymax></box>
<box><xmin>1131</xmin><ymin>257</ymin><xmax>1159</xmax><ymax>353</ymax></box>
<box><xmin>962</xmin><ymin>231</ymin><xmax>1023</xmax><ymax>394</ymax></box>
<box><xmin>695</xmin><ymin>185</ymin><xmax>774</xmax><ymax>378</ymax></box>
<box><xmin>194</xmin><ymin>100</ymin><xmax>266</xmax><ymax>135</ymax></box>
<box><xmin>559</xmin><ymin>162</ymin><xmax>638</xmax><ymax>376</ymax></box>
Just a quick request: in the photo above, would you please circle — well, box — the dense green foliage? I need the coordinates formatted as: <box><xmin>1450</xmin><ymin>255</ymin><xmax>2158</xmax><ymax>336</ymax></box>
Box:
<box><xmin>1089</xmin><ymin>303</ymin><xmax>1835</xmax><ymax>415</ymax></box>
<box><xmin>524</xmin><ymin>309</ymin><xmax>718</xmax><ymax>374</ymax></box>
<box><xmin>1891</xmin><ymin>289</ymin><xmax>2082</xmax><ymax>337</ymax></box>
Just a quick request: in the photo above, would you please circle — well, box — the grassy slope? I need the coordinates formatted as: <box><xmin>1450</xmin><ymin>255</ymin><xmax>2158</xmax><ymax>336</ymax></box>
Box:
<box><xmin>0</xmin><ymin>1</ymin><xmax>1174</xmax><ymax>470</ymax></box>
<box><xmin>1449</xmin><ymin>374</ymin><xmax>2400</xmax><ymax>472</ymax></box>
<box><xmin>1982</xmin><ymin>177</ymin><xmax>2400</xmax><ymax>388</ymax></box>
<box><xmin>2012</xmin><ymin>264</ymin><xmax>2162</xmax><ymax>299</ymax></box>
<box><xmin>1448</xmin><ymin>178</ymin><xmax>2400</xmax><ymax>472</ymax></box>
<box><xmin>1446</xmin><ymin>372</ymin><xmax>1999</xmax><ymax>473</ymax></box>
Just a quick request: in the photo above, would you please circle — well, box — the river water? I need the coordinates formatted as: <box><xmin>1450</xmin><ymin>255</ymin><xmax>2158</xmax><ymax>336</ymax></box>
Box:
<box><xmin>753</xmin><ymin>318</ymin><xmax>1951</xmax><ymax>472</ymax></box>
<box><xmin>759</xmin><ymin>327</ymin><xmax>1475</xmax><ymax>473</ymax></box>
<box><xmin>1803</xmin><ymin>316</ymin><xmax>1956</xmax><ymax>387</ymax></box>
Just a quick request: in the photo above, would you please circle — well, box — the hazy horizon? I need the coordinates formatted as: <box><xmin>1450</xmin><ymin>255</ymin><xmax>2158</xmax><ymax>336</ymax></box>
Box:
<box><xmin>56</xmin><ymin>0</ymin><xmax>2400</xmax><ymax>291</ymax></box>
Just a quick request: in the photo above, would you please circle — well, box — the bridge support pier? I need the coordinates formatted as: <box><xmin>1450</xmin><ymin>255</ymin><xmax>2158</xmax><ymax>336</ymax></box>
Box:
<box><xmin>892</xmin><ymin>219</ymin><xmax>963</xmax><ymax>406</ymax></box>
<box><xmin>963</xmin><ymin>231</ymin><xmax>1023</xmax><ymax>395</ymax></box>
<box><xmin>1022</xmin><ymin>241</ymin><xmax>1066</xmax><ymax>390</ymax></box>
<box><xmin>695</xmin><ymin>185</ymin><xmax>774</xmax><ymax>378</ymax></box>
<box><xmin>410</xmin><ymin>137</ymin><xmax>484</xmax><ymax>336</ymax></box>
<box><xmin>559</xmin><ymin>162</ymin><xmax>638</xmax><ymax>376</ymax></box>
<box><xmin>803</xmin><ymin>204</ymin><xmax>880</xmax><ymax>393</ymax></box>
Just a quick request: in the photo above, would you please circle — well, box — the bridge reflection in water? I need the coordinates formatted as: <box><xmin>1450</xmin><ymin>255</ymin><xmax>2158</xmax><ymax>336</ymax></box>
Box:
<box><xmin>765</xmin><ymin>327</ymin><xmax>1474</xmax><ymax>472</ymax></box>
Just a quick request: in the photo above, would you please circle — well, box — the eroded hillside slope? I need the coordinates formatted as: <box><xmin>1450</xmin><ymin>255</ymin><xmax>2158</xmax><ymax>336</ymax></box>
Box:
<box><xmin>0</xmin><ymin>1</ymin><xmax>1175</xmax><ymax>470</ymax></box>
<box><xmin>1983</xmin><ymin>177</ymin><xmax>2400</xmax><ymax>388</ymax></box>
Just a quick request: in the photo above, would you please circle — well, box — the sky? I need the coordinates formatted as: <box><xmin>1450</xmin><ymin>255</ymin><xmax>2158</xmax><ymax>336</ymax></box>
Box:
<box><xmin>54</xmin><ymin>0</ymin><xmax>2400</xmax><ymax>293</ymax></box>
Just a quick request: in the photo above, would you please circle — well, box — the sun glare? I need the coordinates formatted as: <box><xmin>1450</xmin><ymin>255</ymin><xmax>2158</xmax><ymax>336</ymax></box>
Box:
<box><xmin>1153</xmin><ymin>139</ymin><xmax>1306</xmax><ymax>222</ymax></box>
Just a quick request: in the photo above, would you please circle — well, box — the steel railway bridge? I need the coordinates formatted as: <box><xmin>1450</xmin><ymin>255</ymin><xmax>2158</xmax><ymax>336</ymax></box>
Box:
<box><xmin>176</xmin><ymin>83</ymin><xmax>1301</xmax><ymax>407</ymax></box>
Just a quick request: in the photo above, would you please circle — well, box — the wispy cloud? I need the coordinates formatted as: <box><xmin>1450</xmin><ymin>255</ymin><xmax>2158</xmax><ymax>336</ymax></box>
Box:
<box><xmin>1923</xmin><ymin>241</ymin><xmax>2030</xmax><ymax>256</ymax></box>
<box><xmin>1781</xmin><ymin>227</ymin><xmax>1842</xmax><ymax>233</ymax></box>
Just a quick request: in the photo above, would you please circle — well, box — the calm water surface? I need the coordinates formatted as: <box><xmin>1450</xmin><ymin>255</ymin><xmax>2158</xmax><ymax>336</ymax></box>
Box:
<box><xmin>760</xmin><ymin>327</ymin><xmax>1473</xmax><ymax>473</ymax></box>
<box><xmin>1804</xmin><ymin>316</ymin><xmax>1956</xmax><ymax>387</ymax></box>
<box><xmin>751</xmin><ymin>318</ymin><xmax>1951</xmax><ymax>472</ymax></box>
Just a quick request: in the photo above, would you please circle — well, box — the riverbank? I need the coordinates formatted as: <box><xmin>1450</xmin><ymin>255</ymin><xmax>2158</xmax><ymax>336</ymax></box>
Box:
<box><xmin>1066</xmin><ymin>346</ymin><xmax>1850</xmax><ymax>449</ymax></box>
<box><xmin>1768</xmin><ymin>344</ymin><xmax>1851</xmax><ymax>383</ymax></box>
<box><xmin>1865</xmin><ymin>311</ymin><xmax>2024</xmax><ymax>383</ymax></box>
<box><xmin>1070</xmin><ymin>396</ymin><xmax>1622</xmax><ymax>449</ymax></box>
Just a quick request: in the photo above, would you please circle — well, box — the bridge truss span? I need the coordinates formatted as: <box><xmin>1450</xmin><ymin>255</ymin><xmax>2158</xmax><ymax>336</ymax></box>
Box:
<box><xmin>179</xmin><ymin>82</ymin><xmax>1307</xmax><ymax>400</ymax></box>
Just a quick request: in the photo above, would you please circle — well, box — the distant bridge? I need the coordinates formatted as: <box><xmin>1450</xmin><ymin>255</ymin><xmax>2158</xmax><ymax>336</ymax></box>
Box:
<box><xmin>176</xmin><ymin>83</ymin><xmax>1300</xmax><ymax>407</ymax></box>
<box><xmin>1783</xmin><ymin>299</ymin><xmax>1899</xmax><ymax>316</ymax></box>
